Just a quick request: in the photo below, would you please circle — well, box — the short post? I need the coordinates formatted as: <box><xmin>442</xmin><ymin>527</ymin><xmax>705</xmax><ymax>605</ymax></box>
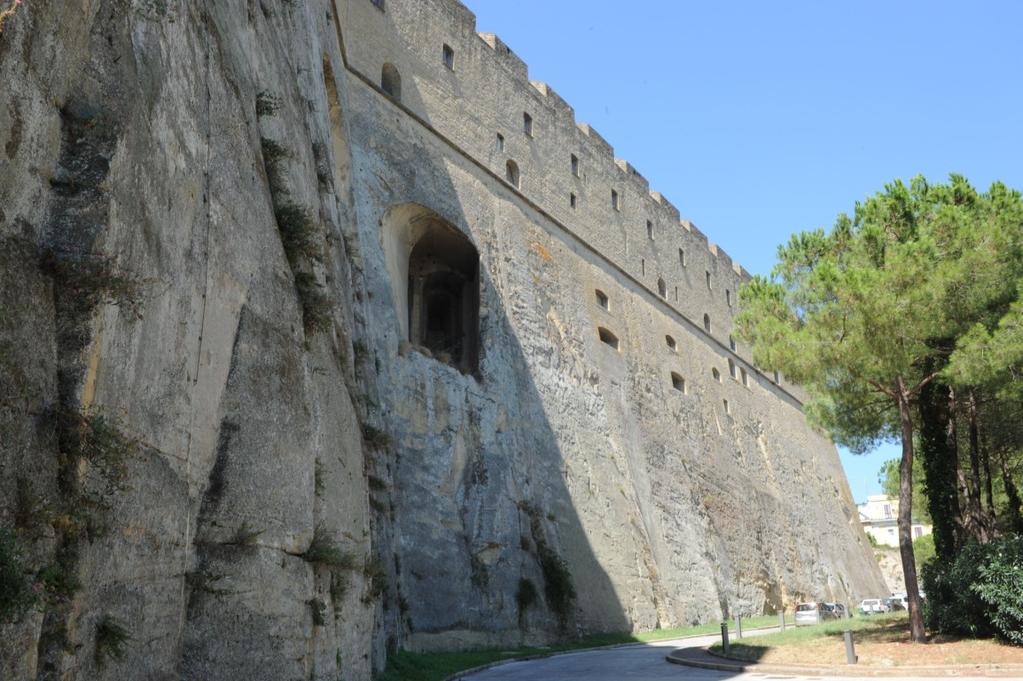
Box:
<box><xmin>720</xmin><ymin>621</ymin><xmax>730</xmax><ymax>655</ymax></box>
<box><xmin>843</xmin><ymin>629</ymin><xmax>857</xmax><ymax>665</ymax></box>
<box><xmin>735</xmin><ymin>615</ymin><xmax>743</xmax><ymax>639</ymax></box>
<box><xmin>779</xmin><ymin>610</ymin><xmax>786</xmax><ymax>631</ymax></box>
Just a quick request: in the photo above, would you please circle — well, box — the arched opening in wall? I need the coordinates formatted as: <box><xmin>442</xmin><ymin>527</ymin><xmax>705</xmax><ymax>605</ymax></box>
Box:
<box><xmin>703</xmin><ymin>313</ymin><xmax>711</xmax><ymax>333</ymax></box>
<box><xmin>657</xmin><ymin>277</ymin><xmax>666</xmax><ymax>299</ymax></box>
<box><xmin>597</xmin><ymin>327</ymin><xmax>619</xmax><ymax>351</ymax></box>
<box><xmin>665</xmin><ymin>335</ymin><xmax>676</xmax><ymax>352</ymax></box>
<box><xmin>381</xmin><ymin>63</ymin><xmax>402</xmax><ymax>102</ymax></box>
<box><xmin>595</xmin><ymin>289</ymin><xmax>609</xmax><ymax>310</ymax></box>
<box><xmin>712</xmin><ymin>367</ymin><xmax>721</xmax><ymax>382</ymax></box>
<box><xmin>380</xmin><ymin>204</ymin><xmax>480</xmax><ymax>374</ymax></box>
<box><xmin>506</xmin><ymin>160</ymin><xmax>520</xmax><ymax>188</ymax></box>
<box><xmin>671</xmin><ymin>372</ymin><xmax>686</xmax><ymax>393</ymax></box>
<box><xmin>728</xmin><ymin>358</ymin><xmax>737</xmax><ymax>379</ymax></box>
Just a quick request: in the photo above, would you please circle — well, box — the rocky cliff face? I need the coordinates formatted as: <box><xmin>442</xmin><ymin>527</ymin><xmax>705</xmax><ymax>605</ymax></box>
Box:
<box><xmin>1</xmin><ymin>2</ymin><xmax>385</xmax><ymax>679</ymax></box>
<box><xmin>0</xmin><ymin>1</ymin><xmax>886</xmax><ymax>679</ymax></box>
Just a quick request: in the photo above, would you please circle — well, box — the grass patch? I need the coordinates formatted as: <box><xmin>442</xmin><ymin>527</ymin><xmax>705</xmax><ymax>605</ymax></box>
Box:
<box><xmin>377</xmin><ymin>616</ymin><xmax>793</xmax><ymax>681</ymax></box>
<box><xmin>302</xmin><ymin>525</ymin><xmax>358</xmax><ymax>568</ymax></box>
<box><xmin>710</xmin><ymin>612</ymin><xmax>905</xmax><ymax>661</ymax></box>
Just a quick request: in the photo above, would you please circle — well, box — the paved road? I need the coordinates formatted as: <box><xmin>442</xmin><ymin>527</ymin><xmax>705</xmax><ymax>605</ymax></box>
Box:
<box><xmin>460</xmin><ymin>630</ymin><xmax>999</xmax><ymax>681</ymax></box>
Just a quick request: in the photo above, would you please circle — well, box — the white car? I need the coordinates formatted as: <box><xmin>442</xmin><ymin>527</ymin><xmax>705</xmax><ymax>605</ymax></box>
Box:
<box><xmin>859</xmin><ymin>598</ymin><xmax>889</xmax><ymax>615</ymax></box>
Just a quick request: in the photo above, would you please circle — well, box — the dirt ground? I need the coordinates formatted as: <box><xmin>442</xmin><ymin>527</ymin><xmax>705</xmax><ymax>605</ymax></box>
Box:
<box><xmin>735</xmin><ymin>620</ymin><xmax>1023</xmax><ymax>667</ymax></box>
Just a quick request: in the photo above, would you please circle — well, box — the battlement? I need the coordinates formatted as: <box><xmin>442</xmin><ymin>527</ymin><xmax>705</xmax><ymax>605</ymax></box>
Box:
<box><xmin>335</xmin><ymin>0</ymin><xmax>796</xmax><ymax>393</ymax></box>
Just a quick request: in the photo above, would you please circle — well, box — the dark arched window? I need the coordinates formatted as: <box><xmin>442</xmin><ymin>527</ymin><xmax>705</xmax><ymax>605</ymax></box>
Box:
<box><xmin>381</xmin><ymin>63</ymin><xmax>401</xmax><ymax>101</ymax></box>
<box><xmin>703</xmin><ymin>313</ymin><xmax>711</xmax><ymax>333</ymax></box>
<box><xmin>657</xmin><ymin>277</ymin><xmax>667</xmax><ymax>299</ymax></box>
<box><xmin>665</xmin><ymin>335</ymin><xmax>677</xmax><ymax>352</ymax></box>
<box><xmin>598</xmin><ymin>327</ymin><xmax>619</xmax><ymax>351</ymax></box>
<box><xmin>506</xmin><ymin>160</ymin><xmax>520</xmax><ymax>188</ymax></box>
<box><xmin>671</xmin><ymin>372</ymin><xmax>686</xmax><ymax>393</ymax></box>
<box><xmin>406</xmin><ymin>220</ymin><xmax>479</xmax><ymax>373</ymax></box>
<box><xmin>595</xmin><ymin>289</ymin><xmax>609</xmax><ymax>310</ymax></box>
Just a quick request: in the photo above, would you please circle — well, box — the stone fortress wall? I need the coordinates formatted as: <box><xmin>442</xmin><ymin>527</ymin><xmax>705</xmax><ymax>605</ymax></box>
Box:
<box><xmin>332</xmin><ymin>0</ymin><xmax>886</xmax><ymax>652</ymax></box>
<box><xmin>337</xmin><ymin>0</ymin><xmax>802</xmax><ymax>404</ymax></box>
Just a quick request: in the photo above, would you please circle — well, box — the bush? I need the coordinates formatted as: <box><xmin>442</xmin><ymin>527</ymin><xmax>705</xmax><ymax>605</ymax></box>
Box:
<box><xmin>973</xmin><ymin>535</ymin><xmax>1023</xmax><ymax>645</ymax></box>
<box><xmin>94</xmin><ymin>615</ymin><xmax>131</xmax><ymax>666</ymax></box>
<box><xmin>0</xmin><ymin>528</ymin><xmax>37</xmax><ymax>623</ymax></box>
<box><xmin>275</xmin><ymin>203</ymin><xmax>322</xmax><ymax>267</ymax></box>
<box><xmin>303</xmin><ymin>525</ymin><xmax>357</xmax><ymax>568</ymax></box>
<box><xmin>923</xmin><ymin>535</ymin><xmax>1023</xmax><ymax>644</ymax></box>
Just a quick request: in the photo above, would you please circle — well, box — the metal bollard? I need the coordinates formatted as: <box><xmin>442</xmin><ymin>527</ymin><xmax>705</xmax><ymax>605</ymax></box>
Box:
<box><xmin>779</xmin><ymin>610</ymin><xmax>786</xmax><ymax>631</ymax></box>
<box><xmin>735</xmin><ymin>615</ymin><xmax>743</xmax><ymax>639</ymax></box>
<box><xmin>844</xmin><ymin>629</ymin><xmax>857</xmax><ymax>664</ymax></box>
<box><xmin>720</xmin><ymin>621</ymin><xmax>730</xmax><ymax>655</ymax></box>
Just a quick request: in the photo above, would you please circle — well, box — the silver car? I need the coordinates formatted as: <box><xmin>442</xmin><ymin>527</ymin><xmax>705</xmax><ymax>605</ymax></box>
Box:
<box><xmin>795</xmin><ymin>602</ymin><xmax>842</xmax><ymax>625</ymax></box>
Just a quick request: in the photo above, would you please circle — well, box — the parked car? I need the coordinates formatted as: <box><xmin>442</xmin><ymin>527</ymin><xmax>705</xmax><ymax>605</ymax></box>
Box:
<box><xmin>795</xmin><ymin>602</ymin><xmax>843</xmax><ymax>625</ymax></box>
<box><xmin>883</xmin><ymin>596</ymin><xmax>905</xmax><ymax>611</ymax></box>
<box><xmin>828</xmin><ymin>602</ymin><xmax>849</xmax><ymax>618</ymax></box>
<box><xmin>859</xmin><ymin>598</ymin><xmax>889</xmax><ymax>615</ymax></box>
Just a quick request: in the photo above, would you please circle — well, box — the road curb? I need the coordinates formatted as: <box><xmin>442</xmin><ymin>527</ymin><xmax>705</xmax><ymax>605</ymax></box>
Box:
<box><xmin>440</xmin><ymin>625</ymin><xmax>786</xmax><ymax>681</ymax></box>
<box><xmin>666</xmin><ymin>645</ymin><xmax>1023</xmax><ymax>678</ymax></box>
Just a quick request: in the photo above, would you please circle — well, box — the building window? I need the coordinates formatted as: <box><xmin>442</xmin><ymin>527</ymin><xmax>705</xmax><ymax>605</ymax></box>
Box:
<box><xmin>442</xmin><ymin>44</ymin><xmax>455</xmax><ymax>69</ymax></box>
<box><xmin>611</xmin><ymin>189</ymin><xmax>620</xmax><ymax>211</ymax></box>
<box><xmin>595</xmin><ymin>289</ymin><xmax>609</xmax><ymax>310</ymax></box>
<box><xmin>496</xmin><ymin>133</ymin><xmax>504</xmax><ymax>152</ymax></box>
<box><xmin>657</xmin><ymin>277</ymin><xmax>667</xmax><ymax>299</ymax></box>
<box><xmin>505</xmin><ymin>160</ymin><xmax>520</xmax><ymax>188</ymax></box>
<box><xmin>740</xmin><ymin>367</ymin><xmax>749</xmax><ymax>387</ymax></box>
<box><xmin>598</xmin><ymin>327</ymin><xmax>619</xmax><ymax>351</ymax></box>
<box><xmin>671</xmin><ymin>372</ymin><xmax>686</xmax><ymax>393</ymax></box>
<box><xmin>883</xmin><ymin>504</ymin><xmax>892</xmax><ymax>519</ymax></box>
<box><xmin>705</xmin><ymin>270</ymin><xmax>711</xmax><ymax>289</ymax></box>
<box><xmin>703</xmin><ymin>313</ymin><xmax>711</xmax><ymax>333</ymax></box>
<box><xmin>569</xmin><ymin>193</ymin><xmax>576</xmax><ymax>209</ymax></box>
<box><xmin>674</xmin><ymin>286</ymin><xmax>678</xmax><ymax>302</ymax></box>
<box><xmin>723</xmin><ymin>398</ymin><xmax>730</xmax><ymax>415</ymax></box>
<box><xmin>523</xmin><ymin>112</ymin><xmax>533</xmax><ymax>137</ymax></box>
<box><xmin>728</xmin><ymin>358</ymin><xmax>737</xmax><ymax>379</ymax></box>
<box><xmin>773</xmin><ymin>370</ymin><xmax>780</xmax><ymax>384</ymax></box>
<box><xmin>679</xmin><ymin>248</ymin><xmax>686</xmax><ymax>266</ymax></box>
<box><xmin>729</xmin><ymin>335</ymin><xmax>736</xmax><ymax>351</ymax></box>
<box><xmin>381</xmin><ymin>63</ymin><xmax>401</xmax><ymax>101</ymax></box>
<box><xmin>712</xmin><ymin>367</ymin><xmax>721</xmax><ymax>382</ymax></box>
<box><xmin>405</xmin><ymin>216</ymin><xmax>480</xmax><ymax>374</ymax></box>
<box><xmin>641</xmin><ymin>258</ymin><xmax>645</xmax><ymax>276</ymax></box>
<box><xmin>666</xmin><ymin>335</ymin><xmax>677</xmax><ymax>352</ymax></box>
<box><xmin>647</xmin><ymin>220</ymin><xmax>654</xmax><ymax>240</ymax></box>
<box><xmin>571</xmin><ymin>154</ymin><xmax>579</xmax><ymax>177</ymax></box>
<box><xmin>726</xmin><ymin>289</ymin><xmax>732</xmax><ymax>307</ymax></box>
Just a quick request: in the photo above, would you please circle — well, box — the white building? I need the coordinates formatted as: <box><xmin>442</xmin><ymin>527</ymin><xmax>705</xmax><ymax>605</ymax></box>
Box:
<box><xmin>858</xmin><ymin>495</ymin><xmax>932</xmax><ymax>548</ymax></box>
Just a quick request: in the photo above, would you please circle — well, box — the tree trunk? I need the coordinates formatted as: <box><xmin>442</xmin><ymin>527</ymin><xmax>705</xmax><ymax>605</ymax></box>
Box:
<box><xmin>965</xmin><ymin>391</ymin><xmax>990</xmax><ymax>541</ymax></box>
<box><xmin>1002</xmin><ymin>452</ymin><xmax>1023</xmax><ymax>534</ymax></box>
<box><xmin>982</xmin><ymin>438</ymin><xmax>995</xmax><ymax>516</ymax></box>
<box><xmin>918</xmin><ymin>372</ymin><xmax>960</xmax><ymax>560</ymax></box>
<box><xmin>896</xmin><ymin>376</ymin><xmax>927</xmax><ymax>643</ymax></box>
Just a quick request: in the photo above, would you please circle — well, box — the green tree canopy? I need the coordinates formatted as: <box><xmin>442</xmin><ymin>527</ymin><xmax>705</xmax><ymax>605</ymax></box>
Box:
<box><xmin>736</xmin><ymin>175</ymin><xmax>1023</xmax><ymax>641</ymax></box>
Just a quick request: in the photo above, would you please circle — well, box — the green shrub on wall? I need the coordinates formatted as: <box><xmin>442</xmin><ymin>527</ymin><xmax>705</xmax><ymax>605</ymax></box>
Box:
<box><xmin>0</xmin><ymin>528</ymin><xmax>37</xmax><ymax>623</ymax></box>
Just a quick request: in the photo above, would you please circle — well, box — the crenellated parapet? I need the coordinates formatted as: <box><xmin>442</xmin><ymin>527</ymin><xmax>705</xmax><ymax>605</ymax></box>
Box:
<box><xmin>334</xmin><ymin>0</ymin><xmax>796</xmax><ymax>395</ymax></box>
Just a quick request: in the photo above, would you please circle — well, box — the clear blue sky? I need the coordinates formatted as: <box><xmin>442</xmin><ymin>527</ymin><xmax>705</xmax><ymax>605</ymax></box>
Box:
<box><xmin>464</xmin><ymin>0</ymin><xmax>1023</xmax><ymax>502</ymax></box>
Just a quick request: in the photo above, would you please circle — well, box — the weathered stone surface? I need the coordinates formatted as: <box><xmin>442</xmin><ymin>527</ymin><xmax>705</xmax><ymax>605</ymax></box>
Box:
<box><xmin>0</xmin><ymin>0</ymin><xmax>885</xmax><ymax>678</ymax></box>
